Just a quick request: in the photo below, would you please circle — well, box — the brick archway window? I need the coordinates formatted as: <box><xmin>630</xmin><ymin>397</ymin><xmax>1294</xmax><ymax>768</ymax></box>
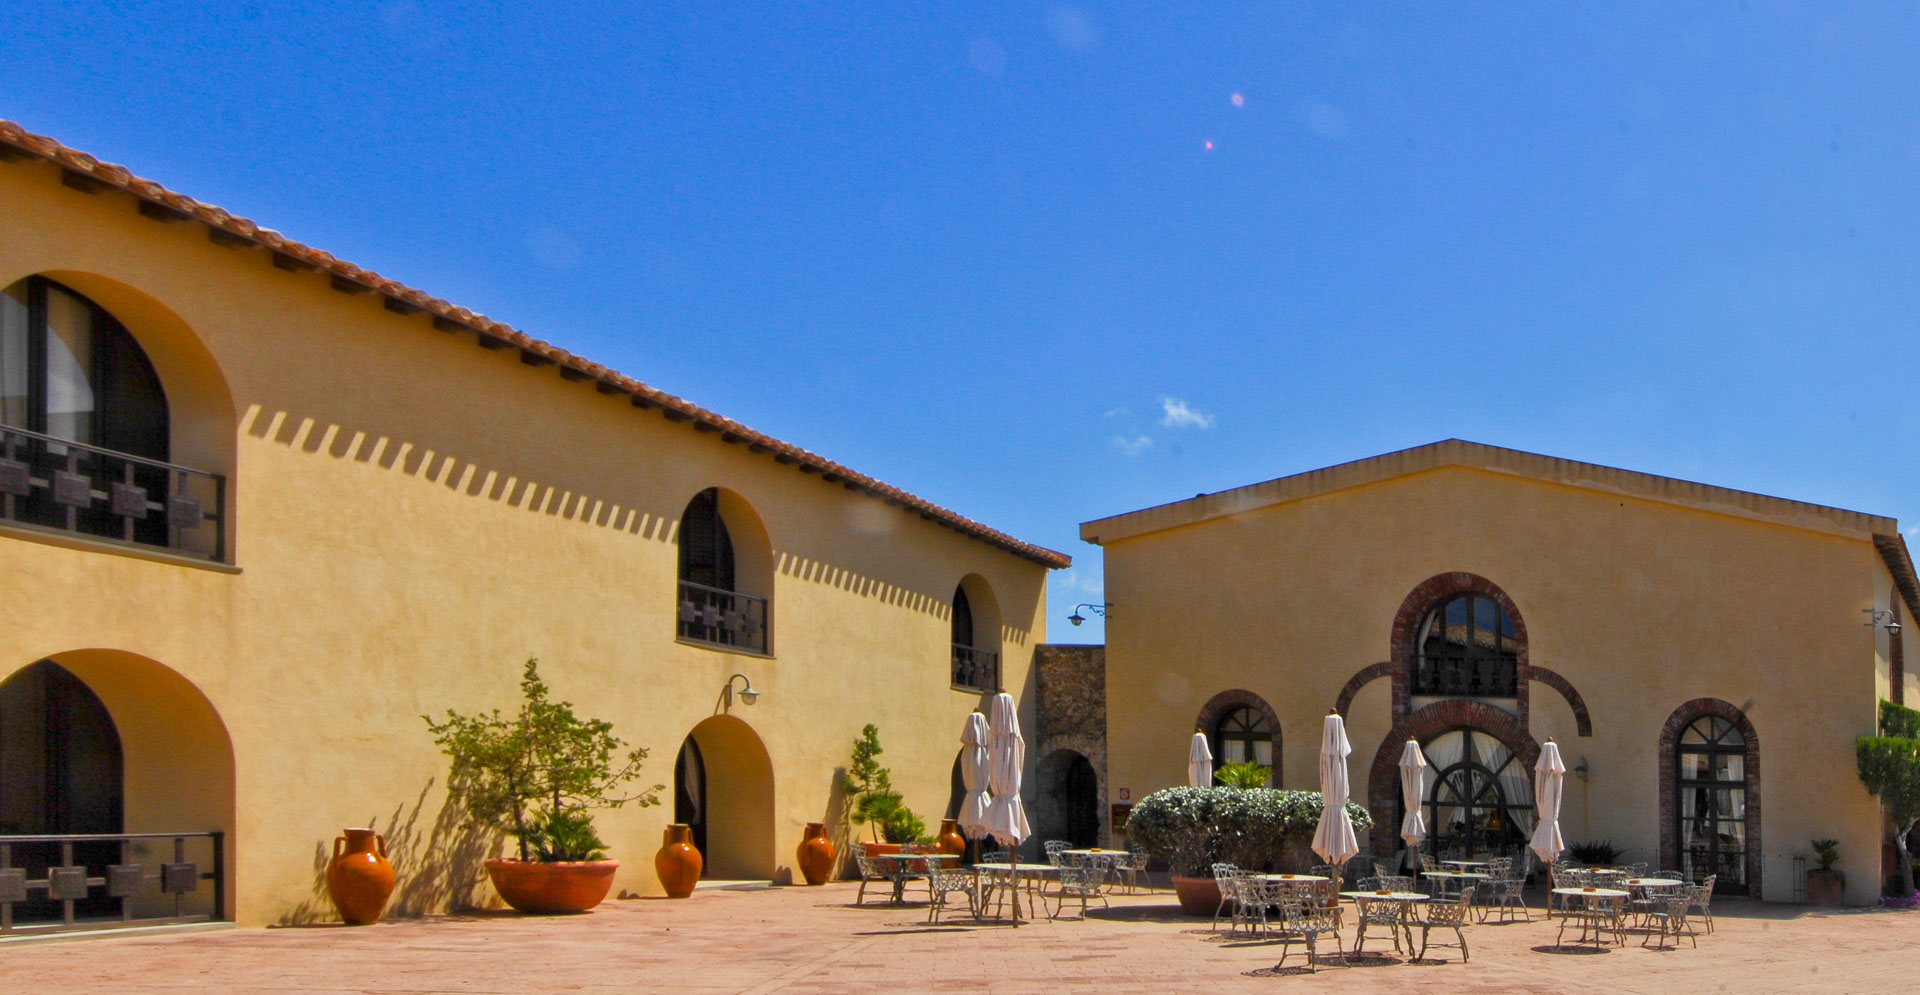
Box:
<box><xmin>1214</xmin><ymin>707</ymin><xmax>1274</xmax><ymax>771</ymax></box>
<box><xmin>1658</xmin><ymin>699</ymin><xmax>1760</xmax><ymax>897</ymax></box>
<box><xmin>1413</xmin><ymin>594</ymin><xmax>1518</xmax><ymax>697</ymax></box>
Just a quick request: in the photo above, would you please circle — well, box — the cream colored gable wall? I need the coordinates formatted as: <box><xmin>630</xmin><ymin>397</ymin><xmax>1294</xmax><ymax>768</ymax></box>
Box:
<box><xmin>0</xmin><ymin>161</ymin><xmax>1049</xmax><ymax>923</ymax></box>
<box><xmin>1104</xmin><ymin>464</ymin><xmax>1883</xmax><ymax>903</ymax></box>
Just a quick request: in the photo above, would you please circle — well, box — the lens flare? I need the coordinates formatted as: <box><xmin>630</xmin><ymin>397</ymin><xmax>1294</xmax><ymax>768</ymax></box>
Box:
<box><xmin>1204</xmin><ymin>140</ymin><xmax>1214</xmax><ymax>150</ymax></box>
<box><xmin>1230</xmin><ymin>92</ymin><xmax>1245</xmax><ymax>108</ymax></box>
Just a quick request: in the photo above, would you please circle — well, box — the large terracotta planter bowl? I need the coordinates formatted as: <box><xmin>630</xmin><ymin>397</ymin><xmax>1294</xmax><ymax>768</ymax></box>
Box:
<box><xmin>1171</xmin><ymin>874</ymin><xmax>1224</xmax><ymax>916</ymax></box>
<box><xmin>485</xmin><ymin>858</ymin><xmax>619</xmax><ymax>914</ymax></box>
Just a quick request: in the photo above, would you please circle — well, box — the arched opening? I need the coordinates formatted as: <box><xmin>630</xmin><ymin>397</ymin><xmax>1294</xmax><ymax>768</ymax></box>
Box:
<box><xmin>1413</xmin><ymin>593</ymin><xmax>1519</xmax><ymax>698</ymax></box>
<box><xmin>676</xmin><ymin>715</ymin><xmax>774</xmax><ymax>880</ymax></box>
<box><xmin>1193</xmin><ymin>690</ymin><xmax>1282</xmax><ymax>785</ymax></box>
<box><xmin>1</xmin><ymin>650</ymin><xmax>235</xmax><ymax>926</ymax></box>
<box><xmin>1031</xmin><ymin>748</ymin><xmax>1100</xmax><ymax>848</ymax></box>
<box><xmin>950</xmin><ymin>575</ymin><xmax>1002</xmax><ymax>691</ymax></box>
<box><xmin>676</xmin><ymin>487</ymin><xmax>773</xmax><ymax>653</ymax></box>
<box><xmin>1419</xmin><ymin>728</ymin><xmax>1534</xmax><ymax>859</ymax></box>
<box><xmin>1660</xmin><ymin>699</ymin><xmax>1760</xmax><ymax>896</ymax></box>
<box><xmin>0</xmin><ymin>273</ymin><xmax>233</xmax><ymax>561</ymax></box>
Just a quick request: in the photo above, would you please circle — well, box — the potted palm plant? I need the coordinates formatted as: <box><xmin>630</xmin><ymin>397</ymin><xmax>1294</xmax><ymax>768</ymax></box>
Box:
<box><xmin>425</xmin><ymin>659</ymin><xmax>662</xmax><ymax>913</ymax></box>
<box><xmin>1807</xmin><ymin>838</ymin><xmax>1844</xmax><ymax>906</ymax></box>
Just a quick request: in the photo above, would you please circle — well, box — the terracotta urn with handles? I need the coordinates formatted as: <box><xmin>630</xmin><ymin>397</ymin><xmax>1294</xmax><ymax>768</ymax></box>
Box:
<box><xmin>326</xmin><ymin>827</ymin><xmax>396</xmax><ymax>925</ymax></box>
<box><xmin>796</xmin><ymin>822</ymin><xmax>836</xmax><ymax>885</ymax></box>
<box><xmin>656</xmin><ymin>824</ymin><xmax>703</xmax><ymax>898</ymax></box>
<box><xmin>936</xmin><ymin>819</ymin><xmax>967</xmax><ymax>860</ymax></box>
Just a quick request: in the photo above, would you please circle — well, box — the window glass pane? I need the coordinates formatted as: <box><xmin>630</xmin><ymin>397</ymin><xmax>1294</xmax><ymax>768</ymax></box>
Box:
<box><xmin>44</xmin><ymin>287</ymin><xmax>94</xmax><ymax>445</ymax></box>
<box><xmin>0</xmin><ymin>282</ymin><xmax>25</xmax><ymax>428</ymax></box>
<box><xmin>1679</xmin><ymin>721</ymin><xmax>1709</xmax><ymax>744</ymax></box>
<box><xmin>1712</xmin><ymin>753</ymin><xmax>1743</xmax><ymax>782</ymax></box>
<box><xmin>1677</xmin><ymin>751</ymin><xmax>1708</xmax><ymax>780</ymax></box>
<box><xmin>1717</xmin><ymin>720</ymin><xmax>1744</xmax><ymax>746</ymax></box>
<box><xmin>1473</xmin><ymin>597</ymin><xmax>1497</xmax><ymax>647</ymax></box>
<box><xmin>1715</xmin><ymin>788</ymin><xmax>1744</xmax><ymax>821</ymax></box>
<box><xmin>1251</xmin><ymin>740</ymin><xmax>1272</xmax><ymax>767</ymax></box>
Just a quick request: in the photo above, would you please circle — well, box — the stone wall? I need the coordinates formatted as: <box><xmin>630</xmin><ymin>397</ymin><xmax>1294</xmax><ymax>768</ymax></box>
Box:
<box><xmin>1030</xmin><ymin>644</ymin><xmax>1110</xmax><ymax>847</ymax></box>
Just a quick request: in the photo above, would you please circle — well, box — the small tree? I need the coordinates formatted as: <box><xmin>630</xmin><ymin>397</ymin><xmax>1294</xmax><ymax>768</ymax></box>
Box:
<box><xmin>845</xmin><ymin>724</ymin><xmax>926</xmax><ymax>843</ymax></box>
<box><xmin>425</xmin><ymin>659</ymin><xmax>662</xmax><ymax>862</ymax></box>
<box><xmin>1215</xmin><ymin>760</ymin><xmax>1272</xmax><ymax>790</ymax></box>
<box><xmin>1858</xmin><ymin>702</ymin><xmax>1920</xmax><ymax>896</ymax></box>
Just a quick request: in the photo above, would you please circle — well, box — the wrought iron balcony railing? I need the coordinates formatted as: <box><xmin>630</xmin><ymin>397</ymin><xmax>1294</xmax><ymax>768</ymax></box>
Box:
<box><xmin>1411</xmin><ymin>653</ymin><xmax>1518</xmax><ymax>697</ymax></box>
<box><xmin>951</xmin><ymin>643</ymin><xmax>999</xmax><ymax>692</ymax></box>
<box><xmin>0</xmin><ymin>831</ymin><xmax>225</xmax><ymax>935</ymax></box>
<box><xmin>0</xmin><ymin>425</ymin><xmax>226</xmax><ymax>562</ymax></box>
<box><xmin>677</xmin><ymin>580</ymin><xmax>770</xmax><ymax>654</ymax></box>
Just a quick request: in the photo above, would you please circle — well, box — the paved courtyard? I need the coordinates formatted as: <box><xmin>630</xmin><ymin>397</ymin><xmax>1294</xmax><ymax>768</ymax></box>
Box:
<box><xmin>1</xmin><ymin>881</ymin><xmax>1910</xmax><ymax>993</ymax></box>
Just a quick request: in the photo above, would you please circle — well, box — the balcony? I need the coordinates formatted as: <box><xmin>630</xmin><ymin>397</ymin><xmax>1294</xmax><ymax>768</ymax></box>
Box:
<box><xmin>0</xmin><ymin>831</ymin><xmax>225</xmax><ymax>936</ymax></box>
<box><xmin>951</xmin><ymin>643</ymin><xmax>999</xmax><ymax>692</ymax></box>
<box><xmin>677</xmin><ymin>580</ymin><xmax>770</xmax><ymax>654</ymax></box>
<box><xmin>1410</xmin><ymin>653</ymin><xmax>1517</xmax><ymax>697</ymax></box>
<box><xmin>0</xmin><ymin>425</ymin><xmax>226</xmax><ymax>563</ymax></box>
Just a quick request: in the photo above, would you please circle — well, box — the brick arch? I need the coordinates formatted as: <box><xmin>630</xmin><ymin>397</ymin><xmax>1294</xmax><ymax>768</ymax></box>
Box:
<box><xmin>1527</xmin><ymin>666</ymin><xmax>1593</xmax><ymax>737</ymax></box>
<box><xmin>1194</xmin><ymin>688</ymin><xmax>1282</xmax><ymax>786</ymax></box>
<box><xmin>1658</xmin><ymin>699</ymin><xmax>1761</xmax><ymax>898</ymax></box>
<box><xmin>1389</xmin><ymin>572</ymin><xmax>1531</xmax><ymax>722</ymax></box>
<box><xmin>1365</xmin><ymin>699</ymin><xmax>1542</xmax><ymax>859</ymax></box>
<box><xmin>1334</xmin><ymin>661</ymin><xmax>1394</xmax><ymax>717</ymax></box>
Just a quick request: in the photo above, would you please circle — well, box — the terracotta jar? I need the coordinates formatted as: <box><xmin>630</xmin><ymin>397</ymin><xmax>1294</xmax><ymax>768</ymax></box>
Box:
<box><xmin>656</xmin><ymin>824</ymin><xmax>703</xmax><ymax>898</ymax></box>
<box><xmin>796</xmin><ymin>822</ymin><xmax>836</xmax><ymax>886</ymax></box>
<box><xmin>326</xmin><ymin>827</ymin><xmax>396</xmax><ymax>925</ymax></box>
<box><xmin>936</xmin><ymin>819</ymin><xmax>966</xmax><ymax>860</ymax></box>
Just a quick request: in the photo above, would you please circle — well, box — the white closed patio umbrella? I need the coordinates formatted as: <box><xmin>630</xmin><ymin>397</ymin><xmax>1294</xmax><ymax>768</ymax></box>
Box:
<box><xmin>981</xmin><ymin>691</ymin><xmax>1032</xmax><ymax>923</ymax></box>
<box><xmin>1530</xmin><ymin>739</ymin><xmax>1568</xmax><ymax>865</ymax></box>
<box><xmin>1311</xmin><ymin>710</ymin><xmax>1360</xmax><ymax>871</ymax></box>
<box><xmin>1187</xmin><ymin>729</ymin><xmax>1214</xmax><ymax>787</ymax></box>
<box><xmin>1398</xmin><ymin>739</ymin><xmax>1429</xmax><ymax>872</ymax></box>
<box><xmin>958</xmin><ymin>710</ymin><xmax>993</xmax><ymax>845</ymax></box>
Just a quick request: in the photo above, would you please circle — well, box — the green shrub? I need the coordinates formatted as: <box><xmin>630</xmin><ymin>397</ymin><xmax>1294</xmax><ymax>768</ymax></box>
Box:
<box><xmin>1881</xmin><ymin>700</ymin><xmax>1920</xmax><ymax>739</ymax></box>
<box><xmin>1215</xmin><ymin>760</ymin><xmax>1272</xmax><ymax>789</ymax></box>
<box><xmin>1567</xmin><ymin>839</ymin><xmax>1622</xmax><ymax>865</ymax></box>
<box><xmin>1125</xmin><ymin>786</ymin><xmax>1374</xmax><ymax>877</ymax></box>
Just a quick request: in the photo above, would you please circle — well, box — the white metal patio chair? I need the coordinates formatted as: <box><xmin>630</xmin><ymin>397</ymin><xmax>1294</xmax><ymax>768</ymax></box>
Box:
<box><xmin>1051</xmin><ymin>864</ymin><xmax>1109</xmax><ymax>918</ymax></box>
<box><xmin>1270</xmin><ymin>898</ymin><xmax>1346</xmax><ymax>973</ymax></box>
<box><xmin>924</xmin><ymin>860</ymin><xmax>984</xmax><ymax>924</ymax></box>
<box><xmin>1641</xmin><ymin>894</ymin><xmax>1698</xmax><ymax>949</ymax></box>
<box><xmin>1209</xmin><ymin>863</ymin><xmax>1239</xmax><ymax>932</ymax></box>
<box><xmin>1416</xmin><ymin>884</ymin><xmax>1475</xmax><ymax>962</ymax></box>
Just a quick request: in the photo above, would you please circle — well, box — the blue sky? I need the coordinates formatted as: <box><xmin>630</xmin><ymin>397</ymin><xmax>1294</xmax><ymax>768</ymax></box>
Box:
<box><xmin>5</xmin><ymin>2</ymin><xmax>1919</xmax><ymax>643</ymax></box>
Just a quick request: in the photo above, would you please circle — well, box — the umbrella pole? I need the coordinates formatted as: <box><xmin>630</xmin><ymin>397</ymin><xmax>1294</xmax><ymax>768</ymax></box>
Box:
<box><xmin>1010</xmin><ymin>846</ymin><xmax>1021</xmax><ymax>926</ymax></box>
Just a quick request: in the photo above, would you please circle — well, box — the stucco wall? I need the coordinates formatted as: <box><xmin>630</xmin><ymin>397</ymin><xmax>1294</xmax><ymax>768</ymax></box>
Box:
<box><xmin>1100</xmin><ymin>464</ymin><xmax>1887</xmax><ymax>904</ymax></box>
<box><xmin>0</xmin><ymin>159</ymin><xmax>1053</xmax><ymax>924</ymax></box>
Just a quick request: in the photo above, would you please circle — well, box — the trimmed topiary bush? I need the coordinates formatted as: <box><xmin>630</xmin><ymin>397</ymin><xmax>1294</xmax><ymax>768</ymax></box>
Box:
<box><xmin>1125</xmin><ymin>786</ymin><xmax>1374</xmax><ymax>877</ymax></box>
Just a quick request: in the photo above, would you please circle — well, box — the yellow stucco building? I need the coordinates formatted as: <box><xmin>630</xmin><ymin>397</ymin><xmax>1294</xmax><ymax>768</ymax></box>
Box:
<box><xmin>1085</xmin><ymin>439</ymin><xmax>1916</xmax><ymax>906</ymax></box>
<box><xmin>0</xmin><ymin>120</ymin><xmax>1066</xmax><ymax>932</ymax></box>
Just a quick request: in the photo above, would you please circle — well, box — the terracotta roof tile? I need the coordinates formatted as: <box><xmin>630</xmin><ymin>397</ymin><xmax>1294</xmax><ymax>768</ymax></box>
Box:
<box><xmin>0</xmin><ymin>118</ymin><xmax>1070</xmax><ymax>569</ymax></box>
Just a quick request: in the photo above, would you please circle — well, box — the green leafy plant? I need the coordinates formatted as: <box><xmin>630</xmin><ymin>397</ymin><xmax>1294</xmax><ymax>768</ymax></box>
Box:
<box><xmin>1567</xmin><ymin>839</ymin><xmax>1623</xmax><ymax>866</ymax></box>
<box><xmin>1215</xmin><ymin>760</ymin><xmax>1272</xmax><ymax>790</ymax></box>
<box><xmin>845</xmin><ymin>724</ymin><xmax>927</xmax><ymax>843</ymax></box>
<box><xmin>424</xmin><ymin>659</ymin><xmax>662</xmax><ymax>862</ymax></box>
<box><xmin>1810</xmin><ymin>838</ymin><xmax>1842</xmax><ymax>872</ymax></box>
<box><xmin>1124</xmin><ymin>787</ymin><xmax>1374</xmax><ymax>877</ymax></box>
<box><xmin>1859</xmin><ymin>721</ymin><xmax>1920</xmax><ymax>896</ymax></box>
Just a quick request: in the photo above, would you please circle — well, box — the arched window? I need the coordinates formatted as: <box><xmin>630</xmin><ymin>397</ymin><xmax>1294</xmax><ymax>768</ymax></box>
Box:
<box><xmin>1213</xmin><ymin>706</ymin><xmax>1274</xmax><ymax>771</ymax></box>
<box><xmin>950</xmin><ymin>579</ymin><xmax>999</xmax><ymax>691</ymax></box>
<box><xmin>677</xmin><ymin>488</ymin><xmax>766</xmax><ymax>652</ymax></box>
<box><xmin>1676</xmin><ymin>715</ymin><xmax>1748</xmax><ymax>890</ymax></box>
<box><xmin>1421</xmin><ymin>728</ymin><xmax>1533</xmax><ymax>858</ymax></box>
<box><xmin>2</xmin><ymin>276</ymin><xmax>177</xmax><ymax>547</ymax></box>
<box><xmin>1413</xmin><ymin>593</ymin><xmax>1518</xmax><ymax>697</ymax></box>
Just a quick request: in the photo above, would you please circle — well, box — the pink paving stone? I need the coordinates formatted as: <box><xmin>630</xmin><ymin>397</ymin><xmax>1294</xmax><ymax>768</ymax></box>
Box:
<box><xmin>0</xmin><ymin>882</ymin><xmax>1911</xmax><ymax>993</ymax></box>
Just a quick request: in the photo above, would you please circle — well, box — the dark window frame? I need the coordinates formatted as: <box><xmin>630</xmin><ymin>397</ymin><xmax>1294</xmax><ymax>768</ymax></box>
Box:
<box><xmin>1412</xmin><ymin>593</ymin><xmax>1520</xmax><ymax>697</ymax></box>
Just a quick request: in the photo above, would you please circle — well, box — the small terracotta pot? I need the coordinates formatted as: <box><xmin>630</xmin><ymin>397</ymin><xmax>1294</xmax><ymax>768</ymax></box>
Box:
<box><xmin>484</xmin><ymin>858</ymin><xmax>619</xmax><ymax>914</ymax></box>
<box><xmin>1171</xmin><ymin>874</ymin><xmax>1223</xmax><ymax>916</ymax></box>
<box><xmin>656</xmin><ymin>824</ymin><xmax>703</xmax><ymax>898</ymax></box>
<box><xmin>937</xmin><ymin>819</ymin><xmax>966</xmax><ymax>861</ymax></box>
<box><xmin>1807</xmin><ymin>868</ymin><xmax>1844</xmax><ymax>907</ymax></box>
<box><xmin>796</xmin><ymin>822</ymin><xmax>835</xmax><ymax>886</ymax></box>
<box><xmin>326</xmin><ymin>827</ymin><xmax>396</xmax><ymax>926</ymax></box>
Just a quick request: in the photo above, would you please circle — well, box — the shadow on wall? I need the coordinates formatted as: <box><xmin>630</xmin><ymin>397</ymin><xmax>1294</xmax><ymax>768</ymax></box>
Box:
<box><xmin>241</xmin><ymin>403</ymin><xmax>1019</xmax><ymax>634</ymax></box>
<box><xmin>276</xmin><ymin>777</ymin><xmax>498</xmax><ymax>925</ymax></box>
<box><xmin>822</xmin><ymin>765</ymin><xmax>856</xmax><ymax>880</ymax></box>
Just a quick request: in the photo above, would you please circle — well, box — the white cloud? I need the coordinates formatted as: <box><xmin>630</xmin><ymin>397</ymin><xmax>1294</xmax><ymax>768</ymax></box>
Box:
<box><xmin>1159</xmin><ymin>397</ymin><xmax>1215</xmax><ymax>429</ymax></box>
<box><xmin>1055</xmin><ymin>570</ymin><xmax>1105</xmax><ymax>596</ymax></box>
<box><xmin>1102</xmin><ymin>406</ymin><xmax>1129</xmax><ymax>419</ymax></box>
<box><xmin>1112</xmin><ymin>435</ymin><xmax>1153</xmax><ymax>457</ymax></box>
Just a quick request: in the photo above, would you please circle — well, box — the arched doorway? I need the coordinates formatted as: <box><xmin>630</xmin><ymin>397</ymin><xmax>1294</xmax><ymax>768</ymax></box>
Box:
<box><xmin>1420</xmin><ymin>728</ymin><xmax>1534</xmax><ymax>859</ymax></box>
<box><xmin>676</xmin><ymin>715</ymin><xmax>774</xmax><ymax>880</ymax></box>
<box><xmin>0</xmin><ymin>660</ymin><xmax>124</xmax><ymax>919</ymax></box>
<box><xmin>0</xmin><ymin>650</ymin><xmax>234</xmax><ymax>924</ymax></box>
<box><xmin>1032</xmin><ymin>749</ymin><xmax>1100</xmax><ymax>848</ymax></box>
<box><xmin>1659</xmin><ymin>699</ymin><xmax>1760</xmax><ymax>896</ymax></box>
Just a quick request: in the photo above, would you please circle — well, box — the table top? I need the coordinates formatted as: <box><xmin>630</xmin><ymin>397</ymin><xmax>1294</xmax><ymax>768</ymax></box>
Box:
<box><xmin>1341</xmin><ymin>891</ymin><xmax>1428</xmax><ymax>902</ymax></box>
<box><xmin>1442</xmin><ymin>859</ymin><xmax>1489</xmax><ymax>868</ymax></box>
<box><xmin>1624</xmin><ymin>878</ymin><xmax>1684</xmax><ymax>887</ymax></box>
<box><xmin>1552</xmin><ymin>887</ymin><xmax>1631</xmax><ymax>898</ymax></box>
<box><xmin>1255</xmin><ymin>874</ymin><xmax>1328</xmax><ymax>882</ymax></box>
<box><xmin>874</xmin><ymin>852</ymin><xmax>957</xmax><ymax>861</ymax></box>
<box><xmin>1422</xmin><ymin>870</ymin><xmax>1490</xmax><ymax>879</ymax></box>
<box><xmin>1061</xmin><ymin>849</ymin><xmax>1122</xmax><ymax>856</ymax></box>
<box><xmin>973</xmin><ymin>862</ymin><xmax>1058</xmax><ymax>874</ymax></box>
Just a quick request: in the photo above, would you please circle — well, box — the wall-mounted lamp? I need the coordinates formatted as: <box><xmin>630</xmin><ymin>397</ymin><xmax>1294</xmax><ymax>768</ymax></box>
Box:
<box><xmin>725</xmin><ymin>672</ymin><xmax>760</xmax><ymax>706</ymax></box>
<box><xmin>1573</xmin><ymin>758</ymin><xmax>1590</xmax><ymax>782</ymax></box>
<box><xmin>1866</xmin><ymin>608</ymin><xmax>1902</xmax><ymax>635</ymax></box>
<box><xmin>1067</xmin><ymin>603</ymin><xmax>1112</xmax><ymax>627</ymax></box>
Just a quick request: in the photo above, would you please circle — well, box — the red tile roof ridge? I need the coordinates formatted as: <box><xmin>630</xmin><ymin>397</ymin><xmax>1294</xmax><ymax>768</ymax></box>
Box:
<box><xmin>0</xmin><ymin>118</ymin><xmax>1069</xmax><ymax>569</ymax></box>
